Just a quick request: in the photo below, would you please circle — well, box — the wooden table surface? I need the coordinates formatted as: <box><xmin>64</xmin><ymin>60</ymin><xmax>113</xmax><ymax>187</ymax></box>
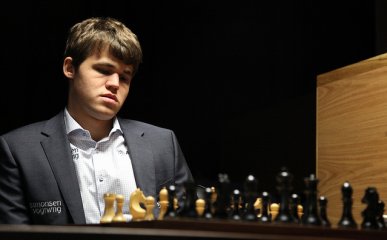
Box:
<box><xmin>1</xmin><ymin>218</ymin><xmax>387</xmax><ymax>240</ymax></box>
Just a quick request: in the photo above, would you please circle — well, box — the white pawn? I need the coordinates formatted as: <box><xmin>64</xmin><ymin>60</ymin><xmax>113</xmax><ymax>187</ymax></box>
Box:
<box><xmin>196</xmin><ymin>199</ymin><xmax>205</xmax><ymax>217</ymax></box>
<box><xmin>112</xmin><ymin>194</ymin><xmax>126</xmax><ymax>223</ymax></box>
<box><xmin>158</xmin><ymin>187</ymin><xmax>169</xmax><ymax>220</ymax></box>
<box><xmin>100</xmin><ymin>193</ymin><xmax>116</xmax><ymax>223</ymax></box>
<box><xmin>144</xmin><ymin>196</ymin><xmax>155</xmax><ymax>221</ymax></box>
<box><xmin>270</xmin><ymin>203</ymin><xmax>280</xmax><ymax>221</ymax></box>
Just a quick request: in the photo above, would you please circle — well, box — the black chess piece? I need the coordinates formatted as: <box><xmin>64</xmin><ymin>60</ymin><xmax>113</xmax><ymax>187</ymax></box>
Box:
<box><xmin>214</xmin><ymin>173</ymin><xmax>232</xmax><ymax>219</ymax></box>
<box><xmin>301</xmin><ymin>174</ymin><xmax>321</xmax><ymax>226</ymax></box>
<box><xmin>230</xmin><ymin>189</ymin><xmax>242</xmax><ymax>220</ymax></box>
<box><xmin>259</xmin><ymin>191</ymin><xmax>271</xmax><ymax>223</ymax></box>
<box><xmin>203</xmin><ymin>187</ymin><xmax>214</xmax><ymax>219</ymax></box>
<box><xmin>165</xmin><ymin>185</ymin><xmax>178</xmax><ymax>218</ymax></box>
<box><xmin>361</xmin><ymin>187</ymin><xmax>380</xmax><ymax>230</ymax></box>
<box><xmin>377</xmin><ymin>200</ymin><xmax>386</xmax><ymax>229</ymax></box>
<box><xmin>319</xmin><ymin>196</ymin><xmax>331</xmax><ymax>227</ymax></box>
<box><xmin>290</xmin><ymin>193</ymin><xmax>300</xmax><ymax>223</ymax></box>
<box><xmin>239</xmin><ymin>190</ymin><xmax>247</xmax><ymax>218</ymax></box>
<box><xmin>274</xmin><ymin>167</ymin><xmax>295</xmax><ymax>223</ymax></box>
<box><xmin>179</xmin><ymin>180</ymin><xmax>198</xmax><ymax>218</ymax></box>
<box><xmin>337</xmin><ymin>181</ymin><xmax>357</xmax><ymax>229</ymax></box>
<box><xmin>243</xmin><ymin>174</ymin><xmax>258</xmax><ymax>221</ymax></box>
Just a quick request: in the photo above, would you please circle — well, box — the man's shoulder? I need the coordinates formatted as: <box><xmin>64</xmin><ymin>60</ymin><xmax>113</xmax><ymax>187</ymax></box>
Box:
<box><xmin>1</xmin><ymin>121</ymin><xmax>47</xmax><ymax>140</ymax></box>
<box><xmin>1</xmin><ymin>112</ymin><xmax>63</xmax><ymax>141</ymax></box>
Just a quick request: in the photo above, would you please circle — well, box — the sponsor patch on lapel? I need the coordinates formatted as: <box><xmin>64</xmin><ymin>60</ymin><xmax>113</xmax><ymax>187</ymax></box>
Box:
<box><xmin>29</xmin><ymin>200</ymin><xmax>62</xmax><ymax>215</ymax></box>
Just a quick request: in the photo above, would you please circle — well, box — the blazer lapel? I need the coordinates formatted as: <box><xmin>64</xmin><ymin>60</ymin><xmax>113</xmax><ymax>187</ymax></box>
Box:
<box><xmin>41</xmin><ymin>112</ymin><xmax>86</xmax><ymax>224</ymax></box>
<box><xmin>119</xmin><ymin>119</ymin><xmax>156</xmax><ymax>197</ymax></box>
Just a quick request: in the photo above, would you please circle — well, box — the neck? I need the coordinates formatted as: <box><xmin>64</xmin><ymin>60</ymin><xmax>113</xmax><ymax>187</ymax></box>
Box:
<box><xmin>84</xmin><ymin>119</ymin><xmax>113</xmax><ymax>141</ymax></box>
<box><xmin>67</xmin><ymin>108</ymin><xmax>114</xmax><ymax>142</ymax></box>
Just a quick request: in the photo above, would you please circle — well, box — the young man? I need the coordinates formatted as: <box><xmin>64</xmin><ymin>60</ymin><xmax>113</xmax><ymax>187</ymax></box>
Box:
<box><xmin>0</xmin><ymin>17</ymin><xmax>193</xmax><ymax>224</ymax></box>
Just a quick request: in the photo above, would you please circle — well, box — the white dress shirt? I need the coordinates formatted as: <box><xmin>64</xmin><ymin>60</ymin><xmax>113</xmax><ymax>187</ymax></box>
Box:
<box><xmin>64</xmin><ymin>109</ymin><xmax>137</xmax><ymax>224</ymax></box>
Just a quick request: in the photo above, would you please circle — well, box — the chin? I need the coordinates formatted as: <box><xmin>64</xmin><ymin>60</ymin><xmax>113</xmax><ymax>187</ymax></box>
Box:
<box><xmin>93</xmin><ymin>111</ymin><xmax>117</xmax><ymax>121</ymax></box>
<box><xmin>91</xmin><ymin>106</ymin><xmax>119</xmax><ymax>120</ymax></box>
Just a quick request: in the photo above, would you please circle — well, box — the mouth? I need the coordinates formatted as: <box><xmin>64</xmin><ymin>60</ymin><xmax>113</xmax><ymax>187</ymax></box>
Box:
<box><xmin>101</xmin><ymin>93</ymin><xmax>118</xmax><ymax>103</ymax></box>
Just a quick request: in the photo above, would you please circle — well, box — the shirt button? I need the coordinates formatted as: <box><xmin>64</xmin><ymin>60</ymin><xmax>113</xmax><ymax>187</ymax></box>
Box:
<box><xmin>99</xmin><ymin>177</ymin><xmax>104</xmax><ymax>182</ymax></box>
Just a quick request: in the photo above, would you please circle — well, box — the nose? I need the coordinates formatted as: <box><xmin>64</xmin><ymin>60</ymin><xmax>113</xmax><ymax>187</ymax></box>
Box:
<box><xmin>106</xmin><ymin>73</ymin><xmax>119</xmax><ymax>91</ymax></box>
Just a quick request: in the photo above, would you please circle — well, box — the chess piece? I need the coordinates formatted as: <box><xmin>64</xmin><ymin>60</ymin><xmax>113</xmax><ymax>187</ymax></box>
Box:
<box><xmin>361</xmin><ymin>187</ymin><xmax>380</xmax><ymax>230</ymax></box>
<box><xmin>112</xmin><ymin>194</ymin><xmax>126</xmax><ymax>223</ymax></box>
<box><xmin>165</xmin><ymin>185</ymin><xmax>178</xmax><ymax>218</ymax></box>
<box><xmin>129</xmin><ymin>188</ymin><xmax>146</xmax><ymax>221</ymax></box>
<box><xmin>174</xmin><ymin>195</ymin><xmax>179</xmax><ymax>210</ymax></box>
<box><xmin>377</xmin><ymin>200</ymin><xmax>386</xmax><ymax>229</ymax></box>
<box><xmin>254</xmin><ymin>197</ymin><xmax>262</xmax><ymax>217</ymax></box>
<box><xmin>243</xmin><ymin>175</ymin><xmax>258</xmax><ymax>221</ymax></box>
<box><xmin>158</xmin><ymin>187</ymin><xmax>169</xmax><ymax>220</ymax></box>
<box><xmin>203</xmin><ymin>187</ymin><xmax>214</xmax><ymax>219</ymax></box>
<box><xmin>270</xmin><ymin>203</ymin><xmax>279</xmax><ymax>221</ymax></box>
<box><xmin>230</xmin><ymin>189</ymin><xmax>242</xmax><ymax>220</ymax></box>
<box><xmin>337</xmin><ymin>181</ymin><xmax>357</xmax><ymax>229</ymax></box>
<box><xmin>259</xmin><ymin>191</ymin><xmax>271</xmax><ymax>223</ymax></box>
<box><xmin>179</xmin><ymin>180</ymin><xmax>198</xmax><ymax>218</ymax></box>
<box><xmin>319</xmin><ymin>196</ymin><xmax>331</xmax><ymax>227</ymax></box>
<box><xmin>301</xmin><ymin>174</ymin><xmax>321</xmax><ymax>226</ymax></box>
<box><xmin>275</xmin><ymin>168</ymin><xmax>294</xmax><ymax>223</ymax></box>
<box><xmin>196</xmin><ymin>198</ymin><xmax>206</xmax><ymax>217</ymax></box>
<box><xmin>239</xmin><ymin>191</ymin><xmax>246</xmax><ymax>217</ymax></box>
<box><xmin>144</xmin><ymin>196</ymin><xmax>155</xmax><ymax>221</ymax></box>
<box><xmin>297</xmin><ymin>204</ymin><xmax>303</xmax><ymax>220</ymax></box>
<box><xmin>210</xmin><ymin>186</ymin><xmax>217</xmax><ymax>214</ymax></box>
<box><xmin>290</xmin><ymin>193</ymin><xmax>300</xmax><ymax>223</ymax></box>
<box><xmin>214</xmin><ymin>173</ymin><xmax>232</xmax><ymax>219</ymax></box>
<box><xmin>100</xmin><ymin>193</ymin><xmax>116</xmax><ymax>223</ymax></box>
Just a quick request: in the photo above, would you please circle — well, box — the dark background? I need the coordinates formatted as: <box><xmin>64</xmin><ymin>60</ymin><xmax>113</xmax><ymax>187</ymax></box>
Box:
<box><xmin>1</xmin><ymin>1</ymin><xmax>386</xmax><ymax>196</ymax></box>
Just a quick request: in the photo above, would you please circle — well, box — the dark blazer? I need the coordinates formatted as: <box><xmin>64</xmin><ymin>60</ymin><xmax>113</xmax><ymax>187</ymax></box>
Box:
<box><xmin>0</xmin><ymin>111</ymin><xmax>193</xmax><ymax>225</ymax></box>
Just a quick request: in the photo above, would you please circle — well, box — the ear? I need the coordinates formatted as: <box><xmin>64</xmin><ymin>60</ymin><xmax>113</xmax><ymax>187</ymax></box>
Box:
<box><xmin>63</xmin><ymin>57</ymin><xmax>75</xmax><ymax>79</ymax></box>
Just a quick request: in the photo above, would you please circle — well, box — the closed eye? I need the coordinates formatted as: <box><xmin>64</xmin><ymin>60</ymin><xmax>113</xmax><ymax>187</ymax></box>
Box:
<box><xmin>120</xmin><ymin>75</ymin><xmax>131</xmax><ymax>83</ymax></box>
<box><xmin>95</xmin><ymin>67</ymin><xmax>111</xmax><ymax>76</ymax></box>
<box><xmin>95</xmin><ymin>67</ymin><xmax>131</xmax><ymax>83</ymax></box>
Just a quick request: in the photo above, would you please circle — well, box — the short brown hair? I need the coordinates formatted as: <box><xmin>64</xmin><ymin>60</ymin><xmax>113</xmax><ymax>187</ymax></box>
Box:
<box><xmin>64</xmin><ymin>17</ymin><xmax>142</xmax><ymax>74</ymax></box>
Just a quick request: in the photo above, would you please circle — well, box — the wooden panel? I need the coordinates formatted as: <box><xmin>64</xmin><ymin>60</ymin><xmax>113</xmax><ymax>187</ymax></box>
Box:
<box><xmin>317</xmin><ymin>53</ymin><xmax>387</xmax><ymax>225</ymax></box>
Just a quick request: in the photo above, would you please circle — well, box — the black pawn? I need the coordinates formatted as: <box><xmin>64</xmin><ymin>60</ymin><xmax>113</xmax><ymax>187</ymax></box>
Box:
<box><xmin>214</xmin><ymin>173</ymin><xmax>231</xmax><ymax>219</ymax></box>
<box><xmin>203</xmin><ymin>187</ymin><xmax>213</xmax><ymax>219</ymax></box>
<box><xmin>179</xmin><ymin>181</ymin><xmax>198</xmax><ymax>218</ymax></box>
<box><xmin>338</xmin><ymin>181</ymin><xmax>357</xmax><ymax>228</ymax></box>
<box><xmin>290</xmin><ymin>193</ymin><xmax>301</xmax><ymax>223</ymax></box>
<box><xmin>230</xmin><ymin>189</ymin><xmax>242</xmax><ymax>220</ymax></box>
<box><xmin>239</xmin><ymin>191</ymin><xmax>246</xmax><ymax>217</ymax></box>
<box><xmin>243</xmin><ymin>175</ymin><xmax>258</xmax><ymax>221</ymax></box>
<box><xmin>361</xmin><ymin>187</ymin><xmax>380</xmax><ymax>230</ymax></box>
<box><xmin>319</xmin><ymin>196</ymin><xmax>331</xmax><ymax>227</ymax></box>
<box><xmin>302</xmin><ymin>174</ymin><xmax>321</xmax><ymax>226</ymax></box>
<box><xmin>165</xmin><ymin>185</ymin><xmax>178</xmax><ymax>218</ymax></box>
<box><xmin>377</xmin><ymin>200</ymin><xmax>386</xmax><ymax>229</ymax></box>
<box><xmin>259</xmin><ymin>191</ymin><xmax>271</xmax><ymax>223</ymax></box>
<box><xmin>275</xmin><ymin>168</ymin><xmax>295</xmax><ymax>223</ymax></box>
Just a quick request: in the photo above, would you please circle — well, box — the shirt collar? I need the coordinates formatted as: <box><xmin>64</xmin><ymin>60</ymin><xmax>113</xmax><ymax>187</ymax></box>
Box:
<box><xmin>64</xmin><ymin>108</ymin><xmax>123</xmax><ymax>136</ymax></box>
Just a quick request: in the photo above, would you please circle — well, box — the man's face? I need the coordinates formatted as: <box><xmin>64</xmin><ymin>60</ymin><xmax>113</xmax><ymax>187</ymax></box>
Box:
<box><xmin>66</xmin><ymin>47</ymin><xmax>134</xmax><ymax>122</ymax></box>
